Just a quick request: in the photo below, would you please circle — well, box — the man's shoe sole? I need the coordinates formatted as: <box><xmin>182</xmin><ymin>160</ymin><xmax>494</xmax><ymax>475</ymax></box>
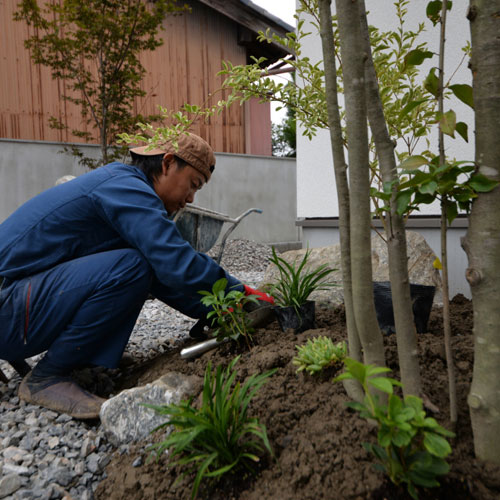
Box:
<box><xmin>19</xmin><ymin>373</ymin><xmax>105</xmax><ymax>419</ymax></box>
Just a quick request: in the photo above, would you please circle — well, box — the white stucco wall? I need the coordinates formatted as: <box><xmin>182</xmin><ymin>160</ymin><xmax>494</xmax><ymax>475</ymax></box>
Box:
<box><xmin>296</xmin><ymin>0</ymin><xmax>473</xmax><ymax>218</ymax></box>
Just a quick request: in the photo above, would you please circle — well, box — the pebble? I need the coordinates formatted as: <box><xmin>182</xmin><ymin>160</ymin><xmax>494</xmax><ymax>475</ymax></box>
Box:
<box><xmin>0</xmin><ymin>240</ymin><xmax>271</xmax><ymax>499</ymax></box>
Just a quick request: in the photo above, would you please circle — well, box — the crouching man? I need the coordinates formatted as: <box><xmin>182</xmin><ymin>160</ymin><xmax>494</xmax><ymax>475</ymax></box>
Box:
<box><xmin>0</xmin><ymin>133</ymin><xmax>272</xmax><ymax>419</ymax></box>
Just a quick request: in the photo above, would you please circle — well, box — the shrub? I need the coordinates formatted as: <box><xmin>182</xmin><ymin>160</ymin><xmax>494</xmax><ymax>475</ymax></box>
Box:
<box><xmin>267</xmin><ymin>246</ymin><xmax>337</xmax><ymax>313</ymax></box>
<box><xmin>199</xmin><ymin>278</ymin><xmax>259</xmax><ymax>348</ymax></box>
<box><xmin>146</xmin><ymin>356</ymin><xmax>276</xmax><ymax>499</ymax></box>
<box><xmin>293</xmin><ymin>337</ymin><xmax>347</xmax><ymax>374</ymax></box>
<box><xmin>334</xmin><ymin>358</ymin><xmax>455</xmax><ymax>499</ymax></box>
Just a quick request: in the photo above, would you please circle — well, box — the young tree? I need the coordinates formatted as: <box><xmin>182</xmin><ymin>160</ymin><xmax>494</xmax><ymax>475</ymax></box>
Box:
<box><xmin>462</xmin><ymin>0</ymin><xmax>500</xmax><ymax>464</ymax></box>
<box><xmin>14</xmin><ymin>0</ymin><xmax>187</xmax><ymax>168</ymax></box>
<box><xmin>331</xmin><ymin>0</ymin><xmax>386</xmax><ymax>371</ymax></box>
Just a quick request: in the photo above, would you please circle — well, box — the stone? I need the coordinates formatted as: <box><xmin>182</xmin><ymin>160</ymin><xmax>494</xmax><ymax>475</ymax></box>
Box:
<box><xmin>99</xmin><ymin>371</ymin><xmax>202</xmax><ymax>446</ymax></box>
<box><xmin>2</xmin><ymin>463</ymin><xmax>30</xmax><ymax>475</ymax></box>
<box><xmin>86</xmin><ymin>453</ymin><xmax>101</xmax><ymax>474</ymax></box>
<box><xmin>0</xmin><ymin>473</ymin><xmax>22</xmax><ymax>498</ymax></box>
<box><xmin>79</xmin><ymin>438</ymin><xmax>95</xmax><ymax>458</ymax></box>
<box><xmin>260</xmin><ymin>231</ymin><xmax>442</xmax><ymax>306</ymax></box>
<box><xmin>2</xmin><ymin>446</ymin><xmax>28</xmax><ymax>463</ymax></box>
<box><xmin>48</xmin><ymin>436</ymin><xmax>60</xmax><ymax>449</ymax></box>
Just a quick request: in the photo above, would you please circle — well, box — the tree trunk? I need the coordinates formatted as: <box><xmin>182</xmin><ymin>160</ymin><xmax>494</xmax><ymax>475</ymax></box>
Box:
<box><xmin>335</xmin><ymin>0</ymin><xmax>385</xmax><ymax>368</ymax></box>
<box><xmin>437</xmin><ymin>1</ymin><xmax>457</xmax><ymax>426</ymax></box>
<box><xmin>462</xmin><ymin>0</ymin><xmax>500</xmax><ymax>464</ymax></box>
<box><xmin>318</xmin><ymin>0</ymin><xmax>363</xmax><ymax>401</ymax></box>
<box><xmin>358</xmin><ymin>0</ymin><xmax>422</xmax><ymax>397</ymax></box>
<box><xmin>441</xmin><ymin>200</ymin><xmax>457</xmax><ymax>425</ymax></box>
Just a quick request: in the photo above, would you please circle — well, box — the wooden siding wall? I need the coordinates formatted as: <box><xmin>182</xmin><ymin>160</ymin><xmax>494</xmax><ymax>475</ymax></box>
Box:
<box><xmin>0</xmin><ymin>0</ymin><xmax>271</xmax><ymax>154</ymax></box>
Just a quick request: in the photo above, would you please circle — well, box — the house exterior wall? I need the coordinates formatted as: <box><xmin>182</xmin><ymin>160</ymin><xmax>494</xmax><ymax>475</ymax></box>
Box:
<box><xmin>295</xmin><ymin>0</ymin><xmax>473</xmax><ymax>297</ymax></box>
<box><xmin>0</xmin><ymin>0</ymin><xmax>272</xmax><ymax>155</ymax></box>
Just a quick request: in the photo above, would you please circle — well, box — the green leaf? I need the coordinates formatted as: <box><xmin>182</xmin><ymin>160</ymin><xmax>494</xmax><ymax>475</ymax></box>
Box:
<box><xmin>423</xmin><ymin>431</ymin><xmax>452</xmax><ymax>458</ymax></box>
<box><xmin>439</xmin><ymin>109</ymin><xmax>456</xmax><ymax>137</ymax></box>
<box><xmin>399</xmin><ymin>155</ymin><xmax>429</xmax><ymax>170</ymax></box>
<box><xmin>388</xmin><ymin>394</ymin><xmax>403</xmax><ymax>419</ymax></box>
<box><xmin>419</xmin><ymin>181</ymin><xmax>438</xmax><ymax>195</ymax></box>
<box><xmin>424</xmin><ymin>68</ymin><xmax>439</xmax><ymax>97</ymax></box>
<box><xmin>396</xmin><ymin>190</ymin><xmax>412</xmax><ymax>216</ymax></box>
<box><xmin>378</xmin><ymin>427</ymin><xmax>392</xmax><ymax>447</ymax></box>
<box><xmin>365</xmin><ymin>365</ymin><xmax>392</xmax><ymax>377</ymax></box>
<box><xmin>446</xmin><ymin>201</ymin><xmax>458</xmax><ymax>224</ymax></box>
<box><xmin>427</xmin><ymin>1</ymin><xmax>452</xmax><ymax>25</ymax></box>
<box><xmin>398</xmin><ymin>99</ymin><xmax>428</xmax><ymax>119</ymax></box>
<box><xmin>368</xmin><ymin>377</ymin><xmax>394</xmax><ymax>394</ymax></box>
<box><xmin>449</xmin><ymin>84</ymin><xmax>474</xmax><ymax>108</ymax></box>
<box><xmin>408</xmin><ymin>469</ymin><xmax>440</xmax><ymax>488</ymax></box>
<box><xmin>469</xmin><ymin>173</ymin><xmax>499</xmax><ymax>193</ymax></box>
<box><xmin>455</xmin><ymin>122</ymin><xmax>468</xmax><ymax>142</ymax></box>
<box><xmin>404</xmin><ymin>395</ymin><xmax>423</xmax><ymax>413</ymax></box>
<box><xmin>405</xmin><ymin>49</ymin><xmax>434</xmax><ymax>67</ymax></box>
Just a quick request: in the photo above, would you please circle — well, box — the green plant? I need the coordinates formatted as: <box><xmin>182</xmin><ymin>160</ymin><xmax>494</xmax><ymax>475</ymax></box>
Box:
<box><xmin>293</xmin><ymin>337</ymin><xmax>347</xmax><ymax>375</ymax></box>
<box><xmin>268</xmin><ymin>246</ymin><xmax>336</xmax><ymax>313</ymax></box>
<box><xmin>199</xmin><ymin>278</ymin><xmax>259</xmax><ymax>348</ymax></box>
<box><xmin>334</xmin><ymin>358</ymin><xmax>454</xmax><ymax>499</ymax></box>
<box><xmin>146</xmin><ymin>356</ymin><xmax>276</xmax><ymax>499</ymax></box>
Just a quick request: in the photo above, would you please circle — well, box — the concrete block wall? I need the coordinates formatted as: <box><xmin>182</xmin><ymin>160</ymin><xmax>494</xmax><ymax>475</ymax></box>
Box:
<box><xmin>0</xmin><ymin>139</ymin><xmax>299</xmax><ymax>246</ymax></box>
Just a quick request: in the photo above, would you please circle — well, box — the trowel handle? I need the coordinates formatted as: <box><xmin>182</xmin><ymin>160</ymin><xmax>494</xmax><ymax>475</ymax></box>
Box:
<box><xmin>180</xmin><ymin>338</ymin><xmax>228</xmax><ymax>359</ymax></box>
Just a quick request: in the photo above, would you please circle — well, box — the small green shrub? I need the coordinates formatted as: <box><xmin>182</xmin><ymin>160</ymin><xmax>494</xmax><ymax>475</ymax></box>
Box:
<box><xmin>267</xmin><ymin>246</ymin><xmax>337</xmax><ymax>313</ymax></box>
<box><xmin>293</xmin><ymin>337</ymin><xmax>347</xmax><ymax>374</ymax></box>
<box><xmin>199</xmin><ymin>278</ymin><xmax>259</xmax><ymax>347</ymax></box>
<box><xmin>334</xmin><ymin>358</ymin><xmax>455</xmax><ymax>499</ymax></box>
<box><xmin>146</xmin><ymin>356</ymin><xmax>276</xmax><ymax>499</ymax></box>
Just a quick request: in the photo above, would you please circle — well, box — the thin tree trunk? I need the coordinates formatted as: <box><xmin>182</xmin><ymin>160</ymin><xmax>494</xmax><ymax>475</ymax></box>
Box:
<box><xmin>358</xmin><ymin>0</ymin><xmax>422</xmax><ymax>397</ymax></box>
<box><xmin>440</xmin><ymin>199</ymin><xmax>457</xmax><ymax>425</ymax></box>
<box><xmin>436</xmin><ymin>1</ymin><xmax>457</xmax><ymax>426</ymax></box>
<box><xmin>317</xmin><ymin>0</ymin><xmax>363</xmax><ymax>402</ymax></box>
<box><xmin>462</xmin><ymin>0</ymin><xmax>500</xmax><ymax>463</ymax></box>
<box><xmin>334</xmin><ymin>0</ymin><xmax>385</xmax><ymax>368</ymax></box>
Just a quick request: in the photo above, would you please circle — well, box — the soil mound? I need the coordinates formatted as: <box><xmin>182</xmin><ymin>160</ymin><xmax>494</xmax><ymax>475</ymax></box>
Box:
<box><xmin>95</xmin><ymin>296</ymin><xmax>500</xmax><ymax>500</ymax></box>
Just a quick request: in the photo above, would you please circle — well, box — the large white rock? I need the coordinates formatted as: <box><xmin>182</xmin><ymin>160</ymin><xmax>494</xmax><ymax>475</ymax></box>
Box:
<box><xmin>260</xmin><ymin>231</ymin><xmax>442</xmax><ymax>305</ymax></box>
<box><xmin>100</xmin><ymin>372</ymin><xmax>201</xmax><ymax>446</ymax></box>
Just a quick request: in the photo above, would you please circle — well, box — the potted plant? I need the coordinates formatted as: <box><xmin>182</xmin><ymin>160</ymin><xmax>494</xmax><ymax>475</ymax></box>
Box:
<box><xmin>267</xmin><ymin>246</ymin><xmax>337</xmax><ymax>333</ymax></box>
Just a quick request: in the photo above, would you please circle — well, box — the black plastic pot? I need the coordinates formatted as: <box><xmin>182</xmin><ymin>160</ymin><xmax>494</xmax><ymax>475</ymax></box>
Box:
<box><xmin>274</xmin><ymin>300</ymin><xmax>316</xmax><ymax>334</ymax></box>
<box><xmin>373</xmin><ymin>281</ymin><xmax>436</xmax><ymax>334</ymax></box>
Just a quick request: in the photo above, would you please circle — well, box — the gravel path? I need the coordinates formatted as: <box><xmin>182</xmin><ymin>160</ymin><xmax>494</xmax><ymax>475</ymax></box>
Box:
<box><xmin>0</xmin><ymin>240</ymin><xmax>273</xmax><ymax>499</ymax></box>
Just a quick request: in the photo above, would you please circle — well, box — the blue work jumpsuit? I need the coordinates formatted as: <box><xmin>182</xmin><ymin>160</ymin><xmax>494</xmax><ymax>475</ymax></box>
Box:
<box><xmin>0</xmin><ymin>163</ymin><xmax>242</xmax><ymax>374</ymax></box>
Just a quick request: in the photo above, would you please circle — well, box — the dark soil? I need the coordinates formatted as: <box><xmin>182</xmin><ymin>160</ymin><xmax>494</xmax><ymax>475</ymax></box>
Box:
<box><xmin>95</xmin><ymin>295</ymin><xmax>500</xmax><ymax>500</ymax></box>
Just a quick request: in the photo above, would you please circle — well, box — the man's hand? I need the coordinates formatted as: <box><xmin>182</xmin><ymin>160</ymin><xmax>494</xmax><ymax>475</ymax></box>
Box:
<box><xmin>243</xmin><ymin>285</ymin><xmax>275</xmax><ymax>305</ymax></box>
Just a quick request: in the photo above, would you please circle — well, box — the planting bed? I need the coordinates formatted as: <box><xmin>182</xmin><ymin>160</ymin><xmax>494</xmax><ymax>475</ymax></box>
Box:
<box><xmin>95</xmin><ymin>295</ymin><xmax>500</xmax><ymax>499</ymax></box>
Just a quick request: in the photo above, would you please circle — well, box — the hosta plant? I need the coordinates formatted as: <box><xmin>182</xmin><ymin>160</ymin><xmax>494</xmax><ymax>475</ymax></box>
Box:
<box><xmin>146</xmin><ymin>356</ymin><xmax>276</xmax><ymax>499</ymax></box>
<box><xmin>293</xmin><ymin>337</ymin><xmax>347</xmax><ymax>375</ymax></box>
<box><xmin>199</xmin><ymin>278</ymin><xmax>260</xmax><ymax>348</ymax></box>
<box><xmin>334</xmin><ymin>358</ymin><xmax>455</xmax><ymax>499</ymax></box>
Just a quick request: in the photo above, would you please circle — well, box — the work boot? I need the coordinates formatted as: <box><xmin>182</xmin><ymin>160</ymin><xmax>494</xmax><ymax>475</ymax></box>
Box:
<box><xmin>19</xmin><ymin>372</ymin><xmax>106</xmax><ymax>419</ymax></box>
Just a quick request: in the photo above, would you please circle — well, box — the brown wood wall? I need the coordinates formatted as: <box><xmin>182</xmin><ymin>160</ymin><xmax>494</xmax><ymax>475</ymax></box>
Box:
<box><xmin>0</xmin><ymin>0</ymin><xmax>272</xmax><ymax>154</ymax></box>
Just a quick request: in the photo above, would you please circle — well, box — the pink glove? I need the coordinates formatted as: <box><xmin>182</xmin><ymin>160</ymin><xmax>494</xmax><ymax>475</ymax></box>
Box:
<box><xmin>243</xmin><ymin>285</ymin><xmax>275</xmax><ymax>305</ymax></box>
